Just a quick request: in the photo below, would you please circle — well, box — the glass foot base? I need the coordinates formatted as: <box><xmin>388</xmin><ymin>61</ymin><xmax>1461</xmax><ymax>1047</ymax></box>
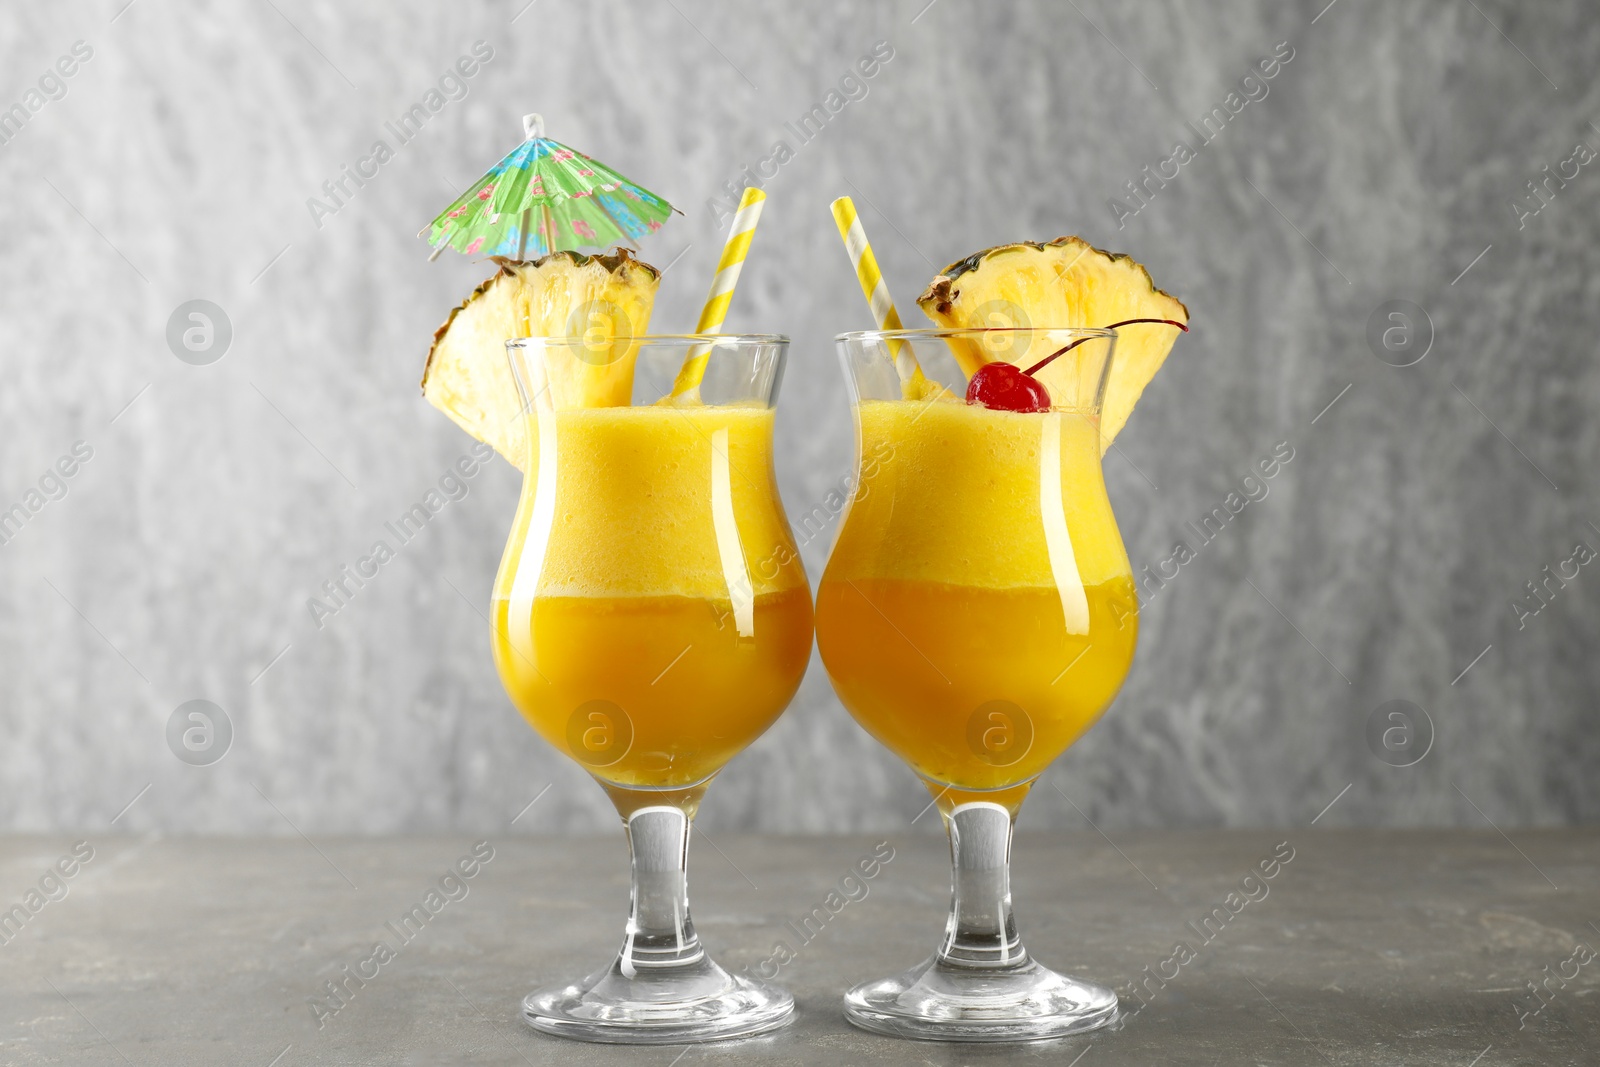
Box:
<box><xmin>524</xmin><ymin>954</ymin><xmax>793</xmax><ymax>1045</ymax></box>
<box><xmin>844</xmin><ymin>954</ymin><xmax>1118</xmax><ymax>1043</ymax></box>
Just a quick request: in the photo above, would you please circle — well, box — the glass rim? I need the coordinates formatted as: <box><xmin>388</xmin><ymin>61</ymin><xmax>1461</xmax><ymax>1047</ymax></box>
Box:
<box><xmin>507</xmin><ymin>333</ymin><xmax>788</xmax><ymax>348</ymax></box>
<box><xmin>836</xmin><ymin>327</ymin><xmax>1119</xmax><ymax>343</ymax></box>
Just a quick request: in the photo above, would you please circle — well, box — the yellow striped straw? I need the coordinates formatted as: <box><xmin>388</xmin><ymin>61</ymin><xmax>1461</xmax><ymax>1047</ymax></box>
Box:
<box><xmin>830</xmin><ymin>196</ymin><xmax>927</xmax><ymax>394</ymax></box>
<box><xmin>670</xmin><ymin>186</ymin><xmax>766</xmax><ymax>398</ymax></box>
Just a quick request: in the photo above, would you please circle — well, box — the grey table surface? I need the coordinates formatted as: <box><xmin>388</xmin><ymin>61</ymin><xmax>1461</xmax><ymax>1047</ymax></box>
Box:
<box><xmin>1</xmin><ymin>830</ymin><xmax>1595</xmax><ymax>1066</ymax></box>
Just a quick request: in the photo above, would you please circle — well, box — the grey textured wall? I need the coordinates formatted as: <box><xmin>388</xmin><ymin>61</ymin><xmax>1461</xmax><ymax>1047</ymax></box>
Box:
<box><xmin>1</xmin><ymin>0</ymin><xmax>1596</xmax><ymax>836</ymax></box>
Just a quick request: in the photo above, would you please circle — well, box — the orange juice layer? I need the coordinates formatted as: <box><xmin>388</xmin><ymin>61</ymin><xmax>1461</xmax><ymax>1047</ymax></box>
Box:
<box><xmin>818</xmin><ymin>400</ymin><xmax>1136</xmax><ymax>792</ymax></box>
<box><xmin>816</xmin><ymin>579</ymin><xmax>1135</xmax><ymax>792</ymax></box>
<box><xmin>492</xmin><ymin>405</ymin><xmax>812</xmax><ymax>790</ymax></box>
<box><xmin>493</xmin><ymin>588</ymin><xmax>813</xmax><ymax>790</ymax></box>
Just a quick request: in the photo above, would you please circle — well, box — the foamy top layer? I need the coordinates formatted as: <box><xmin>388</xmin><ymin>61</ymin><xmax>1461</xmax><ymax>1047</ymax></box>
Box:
<box><xmin>494</xmin><ymin>405</ymin><xmax>808</xmax><ymax>600</ymax></box>
<box><xmin>825</xmin><ymin>400</ymin><xmax>1131</xmax><ymax>589</ymax></box>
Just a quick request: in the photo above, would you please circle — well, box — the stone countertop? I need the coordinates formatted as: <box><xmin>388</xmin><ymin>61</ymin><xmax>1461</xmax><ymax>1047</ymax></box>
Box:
<box><xmin>0</xmin><ymin>830</ymin><xmax>1595</xmax><ymax>1065</ymax></box>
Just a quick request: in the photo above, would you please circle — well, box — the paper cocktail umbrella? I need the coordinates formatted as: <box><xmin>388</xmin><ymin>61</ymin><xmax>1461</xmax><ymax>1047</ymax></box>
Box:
<box><xmin>423</xmin><ymin>113</ymin><xmax>678</xmax><ymax>260</ymax></box>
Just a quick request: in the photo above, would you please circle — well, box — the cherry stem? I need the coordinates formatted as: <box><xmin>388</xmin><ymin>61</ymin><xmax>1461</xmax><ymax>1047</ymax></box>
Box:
<box><xmin>1021</xmin><ymin>318</ymin><xmax>1189</xmax><ymax>376</ymax></box>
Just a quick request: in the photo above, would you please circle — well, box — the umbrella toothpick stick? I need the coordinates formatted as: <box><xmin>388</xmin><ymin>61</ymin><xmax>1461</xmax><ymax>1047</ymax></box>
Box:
<box><xmin>830</xmin><ymin>196</ymin><xmax>928</xmax><ymax>396</ymax></box>
<box><xmin>515</xmin><ymin>114</ymin><xmax>540</xmax><ymax>260</ymax></box>
<box><xmin>669</xmin><ymin>187</ymin><xmax>767</xmax><ymax>400</ymax></box>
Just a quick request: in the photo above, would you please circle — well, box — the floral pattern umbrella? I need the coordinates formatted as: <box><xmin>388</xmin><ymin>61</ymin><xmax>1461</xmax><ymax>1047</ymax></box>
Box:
<box><xmin>423</xmin><ymin>113</ymin><xmax>678</xmax><ymax>260</ymax></box>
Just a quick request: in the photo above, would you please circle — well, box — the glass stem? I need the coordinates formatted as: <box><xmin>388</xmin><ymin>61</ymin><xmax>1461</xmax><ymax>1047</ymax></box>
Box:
<box><xmin>938</xmin><ymin>801</ymin><xmax>1029</xmax><ymax>971</ymax></box>
<box><xmin>619</xmin><ymin>805</ymin><xmax>705</xmax><ymax>977</ymax></box>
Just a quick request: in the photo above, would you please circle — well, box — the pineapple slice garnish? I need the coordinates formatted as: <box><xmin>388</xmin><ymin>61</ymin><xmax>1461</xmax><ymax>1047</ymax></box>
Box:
<box><xmin>422</xmin><ymin>249</ymin><xmax>660</xmax><ymax>470</ymax></box>
<box><xmin>918</xmin><ymin>237</ymin><xmax>1187</xmax><ymax>452</ymax></box>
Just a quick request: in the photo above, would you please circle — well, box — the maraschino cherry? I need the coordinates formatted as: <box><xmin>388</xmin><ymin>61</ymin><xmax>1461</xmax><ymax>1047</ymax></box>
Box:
<box><xmin>965</xmin><ymin>318</ymin><xmax>1189</xmax><ymax>413</ymax></box>
<box><xmin>965</xmin><ymin>361</ymin><xmax>1052</xmax><ymax>412</ymax></box>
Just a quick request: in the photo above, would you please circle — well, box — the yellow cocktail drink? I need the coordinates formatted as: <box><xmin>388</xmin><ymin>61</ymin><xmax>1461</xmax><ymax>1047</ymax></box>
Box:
<box><xmin>817</xmin><ymin>399</ymin><xmax>1136</xmax><ymax>802</ymax></box>
<box><xmin>824</xmin><ymin>236</ymin><xmax>1184</xmax><ymax>1039</ymax></box>
<box><xmin>423</xmin><ymin>235</ymin><xmax>808</xmax><ymax>1035</ymax></box>
<box><xmin>492</xmin><ymin>404</ymin><xmax>812</xmax><ymax>791</ymax></box>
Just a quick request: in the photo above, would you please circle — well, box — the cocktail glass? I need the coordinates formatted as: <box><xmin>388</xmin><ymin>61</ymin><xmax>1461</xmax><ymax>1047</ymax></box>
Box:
<box><xmin>494</xmin><ymin>334</ymin><xmax>813</xmax><ymax>1043</ymax></box>
<box><xmin>817</xmin><ymin>327</ymin><xmax>1136</xmax><ymax>1041</ymax></box>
